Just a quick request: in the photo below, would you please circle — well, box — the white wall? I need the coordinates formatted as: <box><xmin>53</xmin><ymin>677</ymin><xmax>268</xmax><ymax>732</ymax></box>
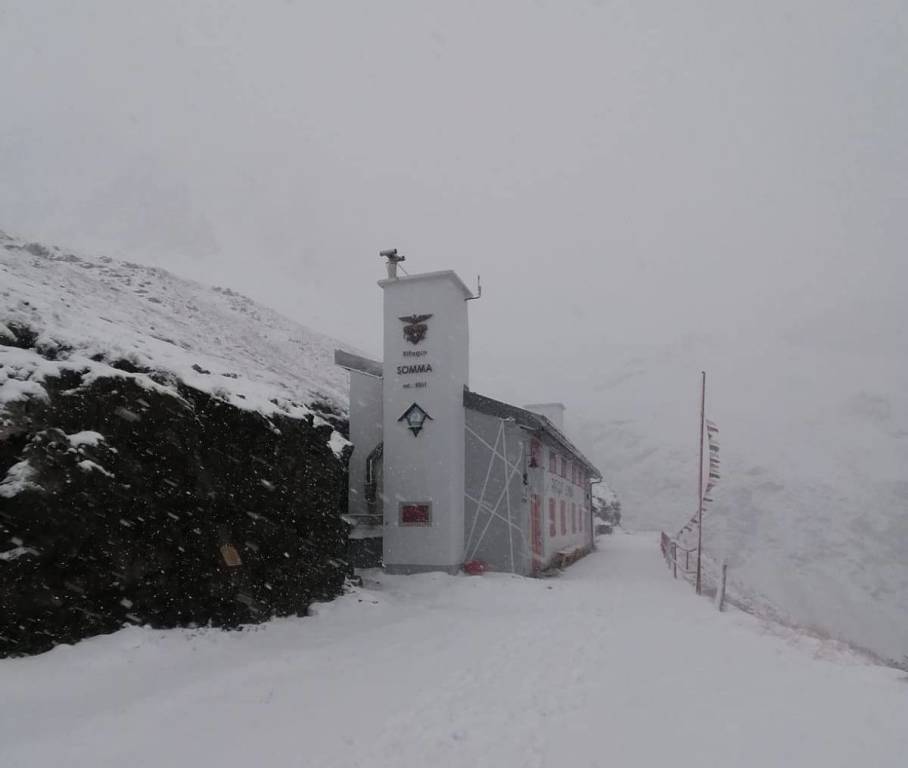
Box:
<box><xmin>464</xmin><ymin>409</ymin><xmax>531</xmax><ymax>575</ymax></box>
<box><xmin>540</xmin><ymin>442</ymin><xmax>592</xmax><ymax>562</ymax></box>
<box><xmin>347</xmin><ymin>370</ymin><xmax>383</xmax><ymax>523</ymax></box>
<box><xmin>380</xmin><ymin>271</ymin><xmax>472</xmax><ymax>573</ymax></box>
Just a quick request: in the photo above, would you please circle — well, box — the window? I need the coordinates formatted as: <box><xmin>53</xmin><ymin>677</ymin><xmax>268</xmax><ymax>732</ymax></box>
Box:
<box><xmin>548</xmin><ymin>497</ymin><xmax>556</xmax><ymax>537</ymax></box>
<box><xmin>549</xmin><ymin>450</ymin><xmax>557</xmax><ymax>474</ymax></box>
<box><xmin>400</xmin><ymin>502</ymin><xmax>431</xmax><ymax>526</ymax></box>
<box><xmin>571</xmin><ymin>503</ymin><xmax>576</xmax><ymax>533</ymax></box>
<box><xmin>560</xmin><ymin>455</ymin><xmax>566</xmax><ymax>478</ymax></box>
<box><xmin>560</xmin><ymin>500</ymin><xmax>567</xmax><ymax>535</ymax></box>
<box><xmin>530</xmin><ymin>439</ymin><xmax>542</xmax><ymax>468</ymax></box>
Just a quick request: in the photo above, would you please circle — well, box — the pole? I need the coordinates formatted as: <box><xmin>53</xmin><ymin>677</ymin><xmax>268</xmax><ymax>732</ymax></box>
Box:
<box><xmin>716</xmin><ymin>561</ymin><xmax>728</xmax><ymax>612</ymax></box>
<box><xmin>696</xmin><ymin>371</ymin><xmax>706</xmax><ymax>595</ymax></box>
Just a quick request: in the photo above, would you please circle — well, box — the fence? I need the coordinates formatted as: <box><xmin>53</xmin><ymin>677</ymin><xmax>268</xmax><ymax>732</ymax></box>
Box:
<box><xmin>660</xmin><ymin>530</ymin><xmax>727</xmax><ymax>611</ymax></box>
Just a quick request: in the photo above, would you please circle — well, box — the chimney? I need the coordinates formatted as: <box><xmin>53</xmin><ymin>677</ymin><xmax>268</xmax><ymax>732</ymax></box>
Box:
<box><xmin>524</xmin><ymin>402</ymin><xmax>566</xmax><ymax>431</ymax></box>
<box><xmin>380</xmin><ymin>248</ymin><xmax>405</xmax><ymax>280</ymax></box>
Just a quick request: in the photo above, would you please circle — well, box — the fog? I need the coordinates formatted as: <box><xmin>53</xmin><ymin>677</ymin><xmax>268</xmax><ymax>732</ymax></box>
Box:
<box><xmin>2</xmin><ymin>0</ymin><xmax>906</xmax><ymax>401</ymax></box>
<box><xmin>3</xmin><ymin>0</ymin><xmax>908</xmax><ymax>659</ymax></box>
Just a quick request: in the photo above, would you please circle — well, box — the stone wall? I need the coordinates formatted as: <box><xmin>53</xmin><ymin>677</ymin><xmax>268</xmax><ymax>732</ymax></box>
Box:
<box><xmin>0</xmin><ymin>325</ymin><xmax>351</xmax><ymax>656</ymax></box>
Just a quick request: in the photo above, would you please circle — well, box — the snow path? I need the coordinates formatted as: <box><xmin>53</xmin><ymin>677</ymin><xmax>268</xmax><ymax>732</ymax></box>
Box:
<box><xmin>2</xmin><ymin>534</ymin><xmax>906</xmax><ymax>768</ymax></box>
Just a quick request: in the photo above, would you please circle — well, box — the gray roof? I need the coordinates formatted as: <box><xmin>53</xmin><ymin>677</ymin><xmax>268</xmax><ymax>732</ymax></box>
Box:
<box><xmin>334</xmin><ymin>349</ymin><xmax>383</xmax><ymax>378</ymax></box>
<box><xmin>463</xmin><ymin>388</ymin><xmax>602</xmax><ymax>479</ymax></box>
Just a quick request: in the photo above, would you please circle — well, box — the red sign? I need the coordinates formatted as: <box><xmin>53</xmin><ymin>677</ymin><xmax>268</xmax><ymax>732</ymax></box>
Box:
<box><xmin>400</xmin><ymin>503</ymin><xmax>431</xmax><ymax>525</ymax></box>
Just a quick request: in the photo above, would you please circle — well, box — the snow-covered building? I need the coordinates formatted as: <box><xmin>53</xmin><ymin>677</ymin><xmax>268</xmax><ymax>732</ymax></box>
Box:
<box><xmin>336</xmin><ymin>258</ymin><xmax>601</xmax><ymax>575</ymax></box>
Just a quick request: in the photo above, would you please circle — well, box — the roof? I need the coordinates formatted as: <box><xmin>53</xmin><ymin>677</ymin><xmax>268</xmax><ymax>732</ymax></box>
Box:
<box><xmin>378</xmin><ymin>270</ymin><xmax>475</xmax><ymax>299</ymax></box>
<box><xmin>334</xmin><ymin>350</ymin><xmax>383</xmax><ymax>378</ymax></box>
<box><xmin>463</xmin><ymin>388</ymin><xmax>602</xmax><ymax>479</ymax></box>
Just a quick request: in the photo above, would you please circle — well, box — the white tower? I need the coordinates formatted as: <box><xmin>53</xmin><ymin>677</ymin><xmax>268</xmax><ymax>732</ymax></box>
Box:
<box><xmin>379</xmin><ymin>268</ymin><xmax>472</xmax><ymax>573</ymax></box>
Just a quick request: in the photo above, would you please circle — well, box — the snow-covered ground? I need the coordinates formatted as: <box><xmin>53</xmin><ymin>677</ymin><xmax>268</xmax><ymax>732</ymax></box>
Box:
<box><xmin>569</xmin><ymin>321</ymin><xmax>908</xmax><ymax>663</ymax></box>
<box><xmin>2</xmin><ymin>533</ymin><xmax>905</xmax><ymax>768</ymax></box>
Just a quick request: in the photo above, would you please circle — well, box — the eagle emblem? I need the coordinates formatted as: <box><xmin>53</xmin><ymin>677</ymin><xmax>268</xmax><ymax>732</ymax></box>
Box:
<box><xmin>399</xmin><ymin>314</ymin><xmax>433</xmax><ymax>345</ymax></box>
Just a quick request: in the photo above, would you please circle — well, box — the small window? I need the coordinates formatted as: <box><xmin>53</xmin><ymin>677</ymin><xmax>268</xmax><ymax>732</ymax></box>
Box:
<box><xmin>559</xmin><ymin>456</ymin><xmax>566</xmax><ymax>478</ymax></box>
<box><xmin>400</xmin><ymin>502</ymin><xmax>431</xmax><ymax>526</ymax></box>
<box><xmin>530</xmin><ymin>439</ymin><xmax>542</xmax><ymax>468</ymax></box>
<box><xmin>549</xmin><ymin>450</ymin><xmax>557</xmax><ymax>474</ymax></box>
<box><xmin>571</xmin><ymin>502</ymin><xmax>577</xmax><ymax>533</ymax></box>
<box><xmin>560</xmin><ymin>500</ymin><xmax>567</xmax><ymax>535</ymax></box>
<box><xmin>549</xmin><ymin>497</ymin><xmax>557</xmax><ymax>537</ymax></box>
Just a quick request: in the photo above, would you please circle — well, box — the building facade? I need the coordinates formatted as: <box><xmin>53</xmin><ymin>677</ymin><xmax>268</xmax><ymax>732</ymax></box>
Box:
<box><xmin>336</xmin><ymin>264</ymin><xmax>601</xmax><ymax>575</ymax></box>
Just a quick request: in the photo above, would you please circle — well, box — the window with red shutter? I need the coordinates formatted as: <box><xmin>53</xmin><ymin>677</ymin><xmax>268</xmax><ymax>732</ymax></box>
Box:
<box><xmin>560</xmin><ymin>500</ymin><xmax>567</xmax><ymax>535</ymax></box>
<box><xmin>549</xmin><ymin>497</ymin><xmax>556</xmax><ymax>537</ymax></box>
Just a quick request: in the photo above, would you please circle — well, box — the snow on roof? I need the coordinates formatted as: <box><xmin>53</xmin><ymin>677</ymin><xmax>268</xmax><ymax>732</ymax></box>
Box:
<box><xmin>378</xmin><ymin>269</ymin><xmax>475</xmax><ymax>298</ymax></box>
<box><xmin>463</xmin><ymin>388</ymin><xmax>601</xmax><ymax>479</ymax></box>
<box><xmin>0</xmin><ymin>231</ymin><xmax>353</xmax><ymax>426</ymax></box>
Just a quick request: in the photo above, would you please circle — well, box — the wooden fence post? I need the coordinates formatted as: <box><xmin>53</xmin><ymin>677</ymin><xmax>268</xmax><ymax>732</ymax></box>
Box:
<box><xmin>716</xmin><ymin>561</ymin><xmax>728</xmax><ymax>612</ymax></box>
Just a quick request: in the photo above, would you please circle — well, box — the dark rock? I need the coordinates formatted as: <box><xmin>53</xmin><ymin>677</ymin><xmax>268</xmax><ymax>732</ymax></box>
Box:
<box><xmin>0</xmin><ymin>362</ymin><xmax>350</xmax><ymax>657</ymax></box>
<box><xmin>1</xmin><ymin>322</ymin><xmax>39</xmax><ymax>350</ymax></box>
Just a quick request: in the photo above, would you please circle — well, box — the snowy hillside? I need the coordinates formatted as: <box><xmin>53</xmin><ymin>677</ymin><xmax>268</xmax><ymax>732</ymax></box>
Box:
<box><xmin>573</xmin><ymin>319</ymin><xmax>908</xmax><ymax>663</ymax></box>
<box><xmin>2</xmin><ymin>534</ymin><xmax>905</xmax><ymax>768</ymax></box>
<box><xmin>1</xmin><ymin>231</ymin><xmax>356</xmax><ymax>654</ymax></box>
<box><xmin>0</xmin><ymin>229</ymin><xmax>350</xmax><ymax>422</ymax></box>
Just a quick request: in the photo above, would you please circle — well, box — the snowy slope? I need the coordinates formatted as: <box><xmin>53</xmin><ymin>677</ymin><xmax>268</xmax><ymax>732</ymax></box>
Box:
<box><xmin>573</xmin><ymin>319</ymin><xmax>908</xmax><ymax>663</ymax></box>
<box><xmin>0</xmin><ymin>230</ymin><xmax>350</xmax><ymax>423</ymax></box>
<box><xmin>0</xmin><ymin>533</ymin><xmax>905</xmax><ymax>768</ymax></box>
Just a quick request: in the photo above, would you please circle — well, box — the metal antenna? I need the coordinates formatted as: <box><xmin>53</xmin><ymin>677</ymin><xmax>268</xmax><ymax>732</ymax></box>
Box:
<box><xmin>466</xmin><ymin>274</ymin><xmax>482</xmax><ymax>301</ymax></box>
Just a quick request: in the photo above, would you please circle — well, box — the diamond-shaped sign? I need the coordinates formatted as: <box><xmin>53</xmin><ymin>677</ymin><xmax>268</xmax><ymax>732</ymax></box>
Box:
<box><xmin>398</xmin><ymin>403</ymin><xmax>432</xmax><ymax>436</ymax></box>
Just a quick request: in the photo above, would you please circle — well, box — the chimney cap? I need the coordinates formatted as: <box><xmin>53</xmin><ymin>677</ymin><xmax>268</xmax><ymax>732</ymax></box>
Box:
<box><xmin>379</xmin><ymin>248</ymin><xmax>405</xmax><ymax>262</ymax></box>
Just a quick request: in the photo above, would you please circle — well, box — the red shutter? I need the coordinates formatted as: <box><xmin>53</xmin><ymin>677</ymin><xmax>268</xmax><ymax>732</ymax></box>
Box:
<box><xmin>531</xmin><ymin>495</ymin><xmax>543</xmax><ymax>557</ymax></box>
<box><xmin>549</xmin><ymin>498</ymin><xmax>556</xmax><ymax>537</ymax></box>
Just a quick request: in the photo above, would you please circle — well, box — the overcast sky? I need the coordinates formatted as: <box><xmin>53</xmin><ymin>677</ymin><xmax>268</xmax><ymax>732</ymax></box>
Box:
<box><xmin>2</xmin><ymin>0</ymin><xmax>906</xmax><ymax>408</ymax></box>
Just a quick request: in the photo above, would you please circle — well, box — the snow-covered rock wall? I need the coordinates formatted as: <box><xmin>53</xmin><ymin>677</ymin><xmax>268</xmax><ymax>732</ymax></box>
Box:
<box><xmin>0</xmin><ymin>232</ymin><xmax>354</xmax><ymax>656</ymax></box>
